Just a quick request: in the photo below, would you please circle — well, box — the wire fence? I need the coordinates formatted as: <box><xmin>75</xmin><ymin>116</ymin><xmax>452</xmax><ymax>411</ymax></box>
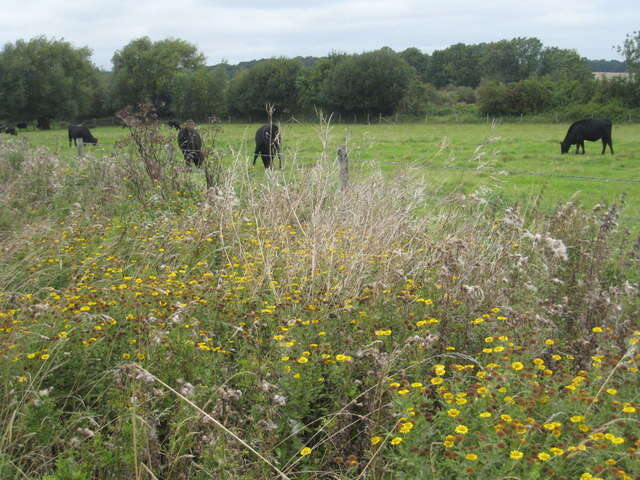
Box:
<box><xmin>42</xmin><ymin>133</ymin><xmax>640</xmax><ymax>225</ymax></box>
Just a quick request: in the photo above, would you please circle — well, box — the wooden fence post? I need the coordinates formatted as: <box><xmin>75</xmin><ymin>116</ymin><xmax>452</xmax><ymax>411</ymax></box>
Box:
<box><xmin>165</xmin><ymin>142</ymin><xmax>176</xmax><ymax>163</ymax></box>
<box><xmin>76</xmin><ymin>138</ymin><xmax>84</xmax><ymax>156</ymax></box>
<box><xmin>337</xmin><ymin>144</ymin><xmax>349</xmax><ymax>191</ymax></box>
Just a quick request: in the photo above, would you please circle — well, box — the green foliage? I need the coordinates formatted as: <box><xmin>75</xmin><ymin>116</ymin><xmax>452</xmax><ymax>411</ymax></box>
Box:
<box><xmin>0</xmin><ymin>37</ymin><xmax>99</xmax><ymax>122</ymax></box>
<box><xmin>539</xmin><ymin>47</ymin><xmax>593</xmax><ymax>82</ymax></box>
<box><xmin>323</xmin><ymin>48</ymin><xmax>413</xmax><ymax>115</ymax></box>
<box><xmin>399</xmin><ymin>47</ymin><xmax>430</xmax><ymax>83</ymax></box>
<box><xmin>296</xmin><ymin>53</ymin><xmax>347</xmax><ymax>113</ymax></box>
<box><xmin>111</xmin><ymin>37</ymin><xmax>205</xmax><ymax>112</ymax></box>
<box><xmin>617</xmin><ymin>30</ymin><xmax>640</xmax><ymax>76</ymax></box>
<box><xmin>227</xmin><ymin>57</ymin><xmax>302</xmax><ymax>118</ymax></box>
<box><xmin>481</xmin><ymin>37</ymin><xmax>544</xmax><ymax>83</ymax></box>
<box><xmin>426</xmin><ymin>43</ymin><xmax>484</xmax><ymax>88</ymax></box>
<box><xmin>171</xmin><ymin>67</ymin><xmax>228</xmax><ymax>120</ymax></box>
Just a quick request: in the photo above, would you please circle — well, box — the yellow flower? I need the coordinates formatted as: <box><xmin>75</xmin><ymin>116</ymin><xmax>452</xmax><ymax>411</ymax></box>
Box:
<box><xmin>622</xmin><ymin>405</ymin><xmax>636</xmax><ymax>413</ymax></box>
<box><xmin>447</xmin><ymin>408</ymin><xmax>460</xmax><ymax>418</ymax></box>
<box><xmin>399</xmin><ymin>422</ymin><xmax>414</xmax><ymax>434</ymax></box>
<box><xmin>549</xmin><ymin>447</ymin><xmax>564</xmax><ymax>456</ymax></box>
<box><xmin>430</xmin><ymin>377</ymin><xmax>443</xmax><ymax>385</ymax></box>
<box><xmin>537</xmin><ymin>452</ymin><xmax>551</xmax><ymax>461</ymax></box>
<box><xmin>605</xmin><ymin>388</ymin><xmax>617</xmax><ymax>395</ymax></box>
<box><xmin>40</xmin><ymin>354</ymin><xmax>50</xmax><ymax>360</ymax></box>
<box><xmin>390</xmin><ymin>436</ymin><xmax>403</xmax><ymax>445</ymax></box>
<box><xmin>591</xmin><ymin>326</ymin><xmax>603</xmax><ymax>333</ymax></box>
<box><xmin>398</xmin><ymin>389</ymin><xmax>410</xmax><ymax>396</ymax></box>
<box><xmin>299</xmin><ymin>447</ymin><xmax>312</xmax><ymax>456</ymax></box>
<box><xmin>479</xmin><ymin>412</ymin><xmax>492</xmax><ymax>418</ymax></box>
<box><xmin>509</xmin><ymin>450</ymin><xmax>524</xmax><ymax>460</ymax></box>
<box><xmin>374</xmin><ymin>329</ymin><xmax>392</xmax><ymax>336</ymax></box>
<box><xmin>454</xmin><ymin>425</ymin><xmax>468</xmax><ymax>435</ymax></box>
<box><xmin>511</xmin><ymin>362</ymin><xmax>524</xmax><ymax>371</ymax></box>
<box><xmin>500</xmin><ymin>414</ymin><xmax>513</xmax><ymax>423</ymax></box>
<box><xmin>297</xmin><ymin>356</ymin><xmax>309</xmax><ymax>364</ymax></box>
<box><xmin>410</xmin><ymin>382</ymin><xmax>423</xmax><ymax>388</ymax></box>
<box><xmin>465</xmin><ymin>453</ymin><xmax>478</xmax><ymax>461</ymax></box>
<box><xmin>434</xmin><ymin>364</ymin><xmax>446</xmax><ymax>376</ymax></box>
<box><xmin>370</xmin><ymin>436</ymin><xmax>382</xmax><ymax>445</ymax></box>
<box><xmin>570</xmin><ymin>415</ymin><xmax>585</xmax><ymax>423</ymax></box>
<box><xmin>544</xmin><ymin>339</ymin><xmax>555</xmax><ymax>346</ymax></box>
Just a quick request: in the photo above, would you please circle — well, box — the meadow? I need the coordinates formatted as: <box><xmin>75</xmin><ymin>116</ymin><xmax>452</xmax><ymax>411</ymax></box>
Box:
<box><xmin>0</xmin><ymin>119</ymin><xmax>639</xmax><ymax>479</ymax></box>
<box><xmin>17</xmin><ymin>121</ymin><xmax>640</xmax><ymax>221</ymax></box>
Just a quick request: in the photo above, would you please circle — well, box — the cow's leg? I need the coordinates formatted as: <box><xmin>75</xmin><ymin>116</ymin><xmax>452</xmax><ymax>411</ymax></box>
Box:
<box><xmin>253</xmin><ymin>149</ymin><xmax>259</xmax><ymax>166</ymax></box>
<box><xmin>607</xmin><ymin>137</ymin><xmax>614</xmax><ymax>154</ymax></box>
<box><xmin>262</xmin><ymin>154</ymin><xmax>271</xmax><ymax>169</ymax></box>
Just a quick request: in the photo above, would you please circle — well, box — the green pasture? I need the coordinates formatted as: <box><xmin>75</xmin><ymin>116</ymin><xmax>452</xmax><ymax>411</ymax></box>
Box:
<box><xmin>13</xmin><ymin>122</ymin><xmax>640</xmax><ymax>221</ymax></box>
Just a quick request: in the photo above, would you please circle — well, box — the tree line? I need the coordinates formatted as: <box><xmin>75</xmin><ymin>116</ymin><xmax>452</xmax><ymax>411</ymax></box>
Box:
<box><xmin>1</xmin><ymin>33</ymin><xmax>639</xmax><ymax>126</ymax></box>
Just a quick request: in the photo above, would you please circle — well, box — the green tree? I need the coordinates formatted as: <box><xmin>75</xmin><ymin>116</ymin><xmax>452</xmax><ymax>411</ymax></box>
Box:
<box><xmin>399</xmin><ymin>47</ymin><xmax>430</xmax><ymax>83</ymax></box>
<box><xmin>323</xmin><ymin>49</ymin><xmax>413</xmax><ymax>116</ymax></box>
<box><xmin>296</xmin><ymin>53</ymin><xmax>347</xmax><ymax>113</ymax></box>
<box><xmin>481</xmin><ymin>38</ymin><xmax>543</xmax><ymax>82</ymax></box>
<box><xmin>171</xmin><ymin>67</ymin><xmax>228</xmax><ymax>121</ymax></box>
<box><xmin>111</xmin><ymin>37</ymin><xmax>205</xmax><ymax>112</ymax></box>
<box><xmin>227</xmin><ymin>58</ymin><xmax>301</xmax><ymax>118</ymax></box>
<box><xmin>426</xmin><ymin>43</ymin><xmax>484</xmax><ymax>87</ymax></box>
<box><xmin>0</xmin><ymin>37</ymin><xmax>99</xmax><ymax>125</ymax></box>
<box><xmin>539</xmin><ymin>47</ymin><xmax>593</xmax><ymax>82</ymax></box>
<box><xmin>617</xmin><ymin>31</ymin><xmax>640</xmax><ymax>76</ymax></box>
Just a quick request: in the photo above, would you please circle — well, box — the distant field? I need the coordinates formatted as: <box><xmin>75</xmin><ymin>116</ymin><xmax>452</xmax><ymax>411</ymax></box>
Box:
<box><xmin>15</xmin><ymin>122</ymin><xmax>640</xmax><ymax>221</ymax></box>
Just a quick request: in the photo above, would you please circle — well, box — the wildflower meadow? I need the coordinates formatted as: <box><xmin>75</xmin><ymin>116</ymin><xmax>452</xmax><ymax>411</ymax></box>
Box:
<box><xmin>0</xmin><ymin>117</ymin><xmax>638</xmax><ymax>479</ymax></box>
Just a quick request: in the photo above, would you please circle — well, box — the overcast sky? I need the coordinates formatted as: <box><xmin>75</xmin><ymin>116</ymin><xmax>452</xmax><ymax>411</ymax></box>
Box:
<box><xmin>1</xmin><ymin>0</ymin><xmax>637</xmax><ymax>69</ymax></box>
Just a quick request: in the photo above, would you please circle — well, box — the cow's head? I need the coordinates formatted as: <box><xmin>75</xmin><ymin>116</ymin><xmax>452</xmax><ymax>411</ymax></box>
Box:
<box><xmin>88</xmin><ymin>137</ymin><xmax>98</xmax><ymax>145</ymax></box>
<box><xmin>560</xmin><ymin>141</ymin><xmax>569</xmax><ymax>154</ymax></box>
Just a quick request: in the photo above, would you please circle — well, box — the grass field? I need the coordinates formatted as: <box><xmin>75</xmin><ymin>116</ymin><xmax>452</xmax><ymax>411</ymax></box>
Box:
<box><xmin>1</xmin><ymin>121</ymin><xmax>639</xmax><ymax>479</ymax></box>
<box><xmin>15</xmin><ymin>121</ymin><xmax>640</xmax><ymax>221</ymax></box>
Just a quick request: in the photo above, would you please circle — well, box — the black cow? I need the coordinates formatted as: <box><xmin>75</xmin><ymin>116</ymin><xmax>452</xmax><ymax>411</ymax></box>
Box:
<box><xmin>167</xmin><ymin>120</ymin><xmax>180</xmax><ymax>130</ymax></box>
<box><xmin>68</xmin><ymin>125</ymin><xmax>98</xmax><ymax>146</ymax></box>
<box><xmin>16</xmin><ymin>122</ymin><xmax>28</xmax><ymax>129</ymax></box>
<box><xmin>1</xmin><ymin>125</ymin><xmax>17</xmax><ymax>135</ymax></box>
<box><xmin>561</xmin><ymin>119</ymin><xmax>613</xmax><ymax>155</ymax></box>
<box><xmin>253</xmin><ymin>124</ymin><xmax>281</xmax><ymax>169</ymax></box>
<box><xmin>178</xmin><ymin>127</ymin><xmax>204</xmax><ymax>167</ymax></box>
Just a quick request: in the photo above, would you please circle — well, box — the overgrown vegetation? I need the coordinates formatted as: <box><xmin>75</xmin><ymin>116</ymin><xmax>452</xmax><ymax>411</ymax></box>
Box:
<box><xmin>0</xmin><ymin>117</ymin><xmax>638</xmax><ymax>479</ymax></box>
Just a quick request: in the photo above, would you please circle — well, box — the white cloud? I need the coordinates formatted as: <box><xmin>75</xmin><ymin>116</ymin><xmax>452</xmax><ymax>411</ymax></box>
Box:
<box><xmin>1</xmin><ymin>0</ymin><xmax>634</xmax><ymax>68</ymax></box>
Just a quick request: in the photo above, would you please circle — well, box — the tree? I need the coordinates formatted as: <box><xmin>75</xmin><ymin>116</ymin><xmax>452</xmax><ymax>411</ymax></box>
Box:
<box><xmin>399</xmin><ymin>48</ymin><xmax>430</xmax><ymax>83</ymax></box>
<box><xmin>539</xmin><ymin>47</ymin><xmax>593</xmax><ymax>82</ymax></box>
<box><xmin>111</xmin><ymin>37</ymin><xmax>205</xmax><ymax>112</ymax></box>
<box><xmin>426</xmin><ymin>43</ymin><xmax>484</xmax><ymax>87</ymax></box>
<box><xmin>227</xmin><ymin>58</ymin><xmax>301</xmax><ymax>118</ymax></box>
<box><xmin>296</xmin><ymin>52</ymin><xmax>347</xmax><ymax>113</ymax></box>
<box><xmin>0</xmin><ymin>37</ymin><xmax>99</xmax><ymax>125</ymax></box>
<box><xmin>171</xmin><ymin>67</ymin><xmax>227</xmax><ymax>120</ymax></box>
<box><xmin>481</xmin><ymin>38</ymin><xmax>544</xmax><ymax>83</ymax></box>
<box><xmin>323</xmin><ymin>49</ymin><xmax>413</xmax><ymax>116</ymax></box>
<box><xmin>617</xmin><ymin>31</ymin><xmax>640</xmax><ymax>76</ymax></box>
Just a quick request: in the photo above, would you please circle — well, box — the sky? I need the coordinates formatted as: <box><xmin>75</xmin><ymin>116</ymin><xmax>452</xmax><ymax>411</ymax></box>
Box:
<box><xmin>1</xmin><ymin>0</ymin><xmax>637</xmax><ymax>69</ymax></box>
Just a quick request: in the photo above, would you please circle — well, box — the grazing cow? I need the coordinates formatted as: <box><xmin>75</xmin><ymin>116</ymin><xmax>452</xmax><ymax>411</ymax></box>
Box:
<box><xmin>167</xmin><ymin>120</ymin><xmax>180</xmax><ymax>130</ymax></box>
<box><xmin>253</xmin><ymin>124</ymin><xmax>281</xmax><ymax>169</ymax></box>
<box><xmin>0</xmin><ymin>125</ymin><xmax>17</xmax><ymax>135</ymax></box>
<box><xmin>16</xmin><ymin>122</ymin><xmax>28</xmax><ymax>129</ymax></box>
<box><xmin>561</xmin><ymin>119</ymin><xmax>613</xmax><ymax>155</ymax></box>
<box><xmin>178</xmin><ymin>126</ymin><xmax>204</xmax><ymax>167</ymax></box>
<box><xmin>68</xmin><ymin>125</ymin><xmax>98</xmax><ymax>146</ymax></box>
